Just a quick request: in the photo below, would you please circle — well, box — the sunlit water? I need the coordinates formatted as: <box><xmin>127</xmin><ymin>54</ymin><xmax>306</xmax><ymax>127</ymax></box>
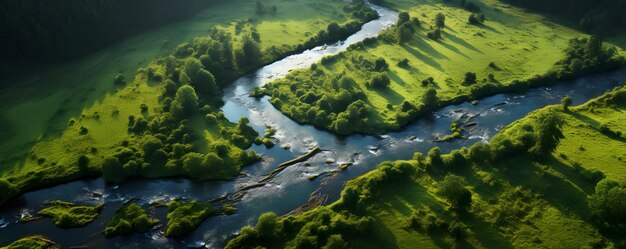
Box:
<box><xmin>1</xmin><ymin>3</ymin><xmax>626</xmax><ymax>248</ymax></box>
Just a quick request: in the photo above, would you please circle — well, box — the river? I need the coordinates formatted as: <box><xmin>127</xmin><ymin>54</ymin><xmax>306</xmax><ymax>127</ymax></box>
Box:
<box><xmin>1</xmin><ymin>2</ymin><xmax>626</xmax><ymax>249</ymax></box>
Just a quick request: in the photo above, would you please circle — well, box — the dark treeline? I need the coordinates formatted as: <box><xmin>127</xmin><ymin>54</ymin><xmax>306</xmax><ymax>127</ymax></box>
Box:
<box><xmin>0</xmin><ymin>0</ymin><xmax>220</xmax><ymax>71</ymax></box>
<box><xmin>502</xmin><ymin>0</ymin><xmax>626</xmax><ymax>31</ymax></box>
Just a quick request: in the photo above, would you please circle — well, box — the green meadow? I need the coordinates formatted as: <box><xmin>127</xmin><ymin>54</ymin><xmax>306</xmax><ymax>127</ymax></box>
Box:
<box><xmin>227</xmin><ymin>85</ymin><xmax>626</xmax><ymax>248</ymax></box>
<box><xmin>261</xmin><ymin>0</ymin><xmax>625</xmax><ymax>135</ymax></box>
<box><xmin>0</xmin><ymin>0</ymin><xmax>375</xmax><ymax>203</ymax></box>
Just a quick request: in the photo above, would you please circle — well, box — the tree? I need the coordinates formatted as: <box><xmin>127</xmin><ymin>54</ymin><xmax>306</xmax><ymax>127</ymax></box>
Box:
<box><xmin>462</xmin><ymin>72</ymin><xmax>477</xmax><ymax>85</ymax></box>
<box><xmin>179</xmin><ymin>58</ymin><xmax>218</xmax><ymax>95</ymax></box>
<box><xmin>421</xmin><ymin>88</ymin><xmax>439</xmax><ymax>107</ymax></box>
<box><xmin>235</xmin><ymin>34</ymin><xmax>263</xmax><ymax>70</ymax></box>
<box><xmin>561</xmin><ymin>96</ymin><xmax>573</xmax><ymax>111</ymax></box>
<box><xmin>170</xmin><ymin>85</ymin><xmax>199</xmax><ymax>120</ymax></box>
<box><xmin>437</xmin><ymin>174</ymin><xmax>472</xmax><ymax>210</ymax></box>
<box><xmin>0</xmin><ymin>179</ymin><xmax>17</xmax><ymax>203</ymax></box>
<box><xmin>531</xmin><ymin>112</ymin><xmax>564</xmax><ymax>157</ymax></box>
<box><xmin>255</xmin><ymin>0</ymin><xmax>266</xmax><ymax>15</ymax></box>
<box><xmin>256</xmin><ymin>212</ymin><xmax>279</xmax><ymax>238</ymax></box>
<box><xmin>102</xmin><ymin>157</ymin><xmax>124</xmax><ymax>183</ymax></box>
<box><xmin>398</xmin><ymin>12</ymin><xmax>410</xmax><ymax>24</ymax></box>
<box><xmin>435</xmin><ymin>13</ymin><xmax>446</xmax><ymax>28</ymax></box>
<box><xmin>588</xmin><ymin>179</ymin><xmax>626</xmax><ymax>225</ymax></box>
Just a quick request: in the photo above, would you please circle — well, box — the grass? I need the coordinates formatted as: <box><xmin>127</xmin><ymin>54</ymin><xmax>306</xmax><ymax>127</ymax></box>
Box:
<box><xmin>262</xmin><ymin>0</ymin><xmax>626</xmax><ymax>135</ymax></box>
<box><xmin>103</xmin><ymin>202</ymin><xmax>160</xmax><ymax>237</ymax></box>
<box><xmin>0</xmin><ymin>235</ymin><xmax>58</xmax><ymax>249</ymax></box>
<box><xmin>0</xmin><ymin>0</ymin><xmax>371</xmax><ymax>203</ymax></box>
<box><xmin>37</xmin><ymin>200</ymin><xmax>103</xmax><ymax>228</ymax></box>
<box><xmin>227</xmin><ymin>85</ymin><xmax>626</xmax><ymax>248</ymax></box>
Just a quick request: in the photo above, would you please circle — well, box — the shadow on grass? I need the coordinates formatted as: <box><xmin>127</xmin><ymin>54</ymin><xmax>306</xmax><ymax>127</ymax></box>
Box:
<box><xmin>374</xmin><ymin>87</ymin><xmax>406</xmax><ymax>106</ymax></box>
<box><xmin>478</xmin><ymin>23</ymin><xmax>503</xmax><ymax>35</ymax></box>
<box><xmin>445</xmin><ymin>32</ymin><xmax>483</xmax><ymax>54</ymax></box>
<box><xmin>464</xmin><ymin>214</ymin><xmax>515</xmax><ymax>249</ymax></box>
<box><xmin>403</xmin><ymin>46</ymin><xmax>445</xmax><ymax>71</ymax></box>
<box><xmin>437</xmin><ymin>39</ymin><xmax>471</xmax><ymax>59</ymax></box>
<box><xmin>496</xmin><ymin>156</ymin><xmax>591</xmax><ymax>220</ymax></box>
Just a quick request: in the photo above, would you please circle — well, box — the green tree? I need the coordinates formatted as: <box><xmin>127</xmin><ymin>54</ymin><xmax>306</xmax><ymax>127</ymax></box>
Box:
<box><xmin>530</xmin><ymin>112</ymin><xmax>564</xmax><ymax>157</ymax></box>
<box><xmin>170</xmin><ymin>85</ymin><xmax>199</xmax><ymax>120</ymax></box>
<box><xmin>437</xmin><ymin>174</ymin><xmax>472</xmax><ymax>210</ymax></box>
<box><xmin>435</xmin><ymin>13</ymin><xmax>446</xmax><ymax>28</ymax></box>
<box><xmin>588</xmin><ymin>179</ymin><xmax>626</xmax><ymax>225</ymax></box>
<box><xmin>561</xmin><ymin>96</ymin><xmax>573</xmax><ymax>111</ymax></box>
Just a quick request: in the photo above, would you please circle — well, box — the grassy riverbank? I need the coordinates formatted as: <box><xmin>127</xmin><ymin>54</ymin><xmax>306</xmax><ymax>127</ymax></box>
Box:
<box><xmin>260</xmin><ymin>0</ymin><xmax>625</xmax><ymax>135</ymax></box>
<box><xmin>227</xmin><ymin>84</ymin><xmax>626</xmax><ymax>248</ymax></box>
<box><xmin>0</xmin><ymin>0</ymin><xmax>377</xmax><ymax>204</ymax></box>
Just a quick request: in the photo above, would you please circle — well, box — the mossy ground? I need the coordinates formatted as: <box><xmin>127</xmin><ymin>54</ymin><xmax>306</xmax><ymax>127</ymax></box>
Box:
<box><xmin>0</xmin><ymin>236</ymin><xmax>58</xmax><ymax>249</ymax></box>
<box><xmin>37</xmin><ymin>201</ymin><xmax>103</xmax><ymax>228</ymax></box>
<box><xmin>164</xmin><ymin>200</ymin><xmax>217</xmax><ymax>238</ymax></box>
<box><xmin>263</xmin><ymin>0</ymin><xmax>626</xmax><ymax>135</ymax></box>
<box><xmin>227</xmin><ymin>85</ymin><xmax>626</xmax><ymax>248</ymax></box>
<box><xmin>0</xmin><ymin>0</ymin><xmax>370</xmax><ymax>202</ymax></box>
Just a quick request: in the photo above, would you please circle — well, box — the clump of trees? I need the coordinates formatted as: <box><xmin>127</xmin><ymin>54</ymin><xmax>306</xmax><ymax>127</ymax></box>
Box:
<box><xmin>104</xmin><ymin>202</ymin><xmax>159</xmax><ymax>237</ymax></box>
<box><xmin>226</xmin><ymin>207</ymin><xmax>375</xmax><ymax>249</ymax></box>
<box><xmin>553</xmin><ymin>36</ymin><xmax>623</xmax><ymax>78</ymax></box>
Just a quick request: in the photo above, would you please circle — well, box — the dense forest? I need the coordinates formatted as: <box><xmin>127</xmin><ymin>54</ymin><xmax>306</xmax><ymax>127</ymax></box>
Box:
<box><xmin>0</xmin><ymin>0</ymin><xmax>221</xmax><ymax>72</ymax></box>
<box><xmin>502</xmin><ymin>0</ymin><xmax>626</xmax><ymax>31</ymax></box>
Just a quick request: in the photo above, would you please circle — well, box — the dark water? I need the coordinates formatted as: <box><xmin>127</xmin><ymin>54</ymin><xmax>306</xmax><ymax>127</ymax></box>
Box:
<box><xmin>1</xmin><ymin>3</ymin><xmax>626</xmax><ymax>248</ymax></box>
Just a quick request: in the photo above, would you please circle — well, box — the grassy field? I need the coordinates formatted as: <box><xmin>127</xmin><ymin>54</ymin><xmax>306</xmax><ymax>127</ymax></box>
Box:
<box><xmin>0</xmin><ymin>0</ymin><xmax>373</xmax><ymax>202</ymax></box>
<box><xmin>226</xmin><ymin>85</ymin><xmax>626</xmax><ymax>248</ymax></box>
<box><xmin>262</xmin><ymin>0</ymin><xmax>626</xmax><ymax>135</ymax></box>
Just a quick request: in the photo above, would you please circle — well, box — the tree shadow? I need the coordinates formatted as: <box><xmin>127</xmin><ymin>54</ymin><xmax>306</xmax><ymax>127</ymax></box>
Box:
<box><xmin>567</xmin><ymin>111</ymin><xmax>600</xmax><ymax>127</ymax></box>
<box><xmin>411</xmin><ymin>35</ymin><xmax>449</xmax><ymax>60</ymax></box>
<box><xmin>374</xmin><ymin>87</ymin><xmax>405</xmax><ymax>106</ymax></box>
<box><xmin>436</xmin><ymin>39</ymin><xmax>471</xmax><ymax>59</ymax></box>
<box><xmin>402</xmin><ymin>46</ymin><xmax>445</xmax><ymax>71</ymax></box>
<box><xmin>445</xmin><ymin>32</ymin><xmax>483</xmax><ymax>54</ymax></box>
<box><xmin>463</xmin><ymin>214</ymin><xmax>515</xmax><ymax>249</ymax></box>
<box><xmin>388</xmin><ymin>71</ymin><xmax>408</xmax><ymax>87</ymax></box>
<box><xmin>477</xmin><ymin>23</ymin><xmax>504</xmax><ymax>35</ymax></box>
<box><xmin>496</xmin><ymin>156</ymin><xmax>591</xmax><ymax>220</ymax></box>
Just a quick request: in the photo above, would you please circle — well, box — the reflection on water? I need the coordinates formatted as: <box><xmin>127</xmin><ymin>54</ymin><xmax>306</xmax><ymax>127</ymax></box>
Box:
<box><xmin>1</xmin><ymin>2</ymin><xmax>626</xmax><ymax>248</ymax></box>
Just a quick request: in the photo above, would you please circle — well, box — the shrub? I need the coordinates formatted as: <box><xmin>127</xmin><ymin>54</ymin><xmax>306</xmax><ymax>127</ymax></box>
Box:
<box><xmin>588</xmin><ymin>179</ymin><xmax>626</xmax><ymax>225</ymax></box>
<box><xmin>436</xmin><ymin>174</ymin><xmax>472</xmax><ymax>210</ymax></box>
<box><xmin>435</xmin><ymin>13</ymin><xmax>446</xmax><ymax>28</ymax></box>
<box><xmin>462</xmin><ymin>72</ymin><xmax>477</xmax><ymax>85</ymax></box>
<box><xmin>366</xmin><ymin>73</ymin><xmax>390</xmax><ymax>88</ymax></box>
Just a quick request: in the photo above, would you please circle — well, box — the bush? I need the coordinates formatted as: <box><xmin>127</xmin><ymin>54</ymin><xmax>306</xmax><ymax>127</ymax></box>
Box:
<box><xmin>170</xmin><ymin>85</ymin><xmax>199</xmax><ymax>120</ymax></box>
<box><xmin>366</xmin><ymin>73</ymin><xmax>390</xmax><ymax>88</ymax></box>
<box><xmin>436</xmin><ymin>175</ymin><xmax>472</xmax><ymax>210</ymax></box>
<box><xmin>588</xmin><ymin>179</ymin><xmax>626</xmax><ymax>225</ymax></box>
<box><xmin>468</xmin><ymin>14</ymin><xmax>485</xmax><ymax>25</ymax></box>
<box><xmin>104</xmin><ymin>202</ymin><xmax>159</xmax><ymax>237</ymax></box>
<box><xmin>427</xmin><ymin>28</ymin><xmax>442</xmax><ymax>40</ymax></box>
<box><xmin>462</xmin><ymin>72</ymin><xmax>477</xmax><ymax>85</ymax></box>
<box><xmin>435</xmin><ymin>13</ymin><xmax>445</xmax><ymax>28</ymax></box>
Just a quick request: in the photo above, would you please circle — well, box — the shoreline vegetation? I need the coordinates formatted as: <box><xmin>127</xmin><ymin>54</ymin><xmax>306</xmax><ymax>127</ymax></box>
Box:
<box><xmin>257</xmin><ymin>0</ymin><xmax>625</xmax><ymax>136</ymax></box>
<box><xmin>0</xmin><ymin>0</ymin><xmax>378</xmax><ymax>206</ymax></box>
<box><xmin>226</xmin><ymin>84</ymin><xmax>626</xmax><ymax>248</ymax></box>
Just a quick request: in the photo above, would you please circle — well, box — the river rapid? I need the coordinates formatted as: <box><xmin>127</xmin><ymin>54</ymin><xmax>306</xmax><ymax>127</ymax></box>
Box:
<box><xmin>1</xmin><ymin>3</ymin><xmax>626</xmax><ymax>248</ymax></box>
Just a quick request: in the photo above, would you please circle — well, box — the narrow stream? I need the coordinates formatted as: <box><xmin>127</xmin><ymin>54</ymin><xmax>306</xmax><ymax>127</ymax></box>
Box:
<box><xmin>1</xmin><ymin>3</ymin><xmax>626</xmax><ymax>249</ymax></box>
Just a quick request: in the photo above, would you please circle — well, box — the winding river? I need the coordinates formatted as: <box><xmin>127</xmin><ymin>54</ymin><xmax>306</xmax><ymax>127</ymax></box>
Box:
<box><xmin>1</xmin><ymin>3</ymin><xmax>626</xmax><ymax>249</ymax></box>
